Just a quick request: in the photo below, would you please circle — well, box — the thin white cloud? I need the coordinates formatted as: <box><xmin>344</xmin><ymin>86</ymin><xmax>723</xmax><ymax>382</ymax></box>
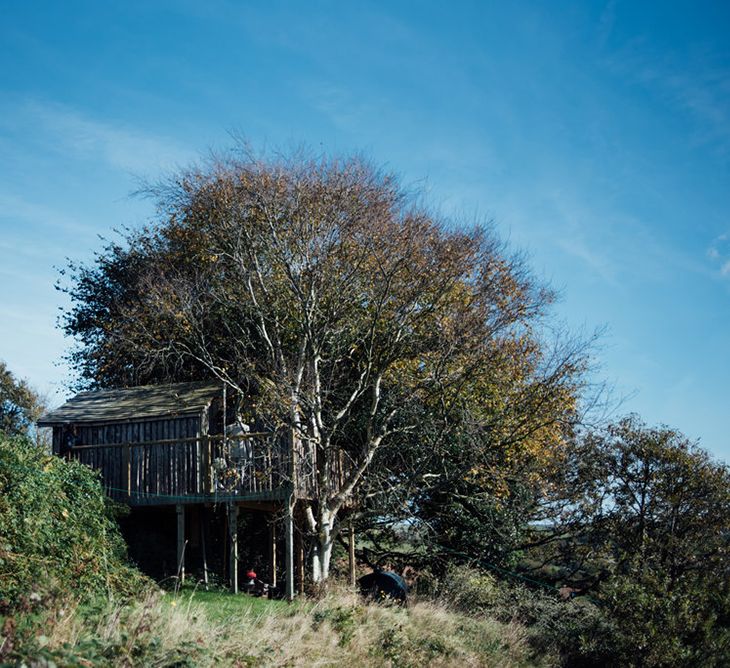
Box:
<box><xmin>555</xmin><ymin>237</ymin><xmax>618</xmax><ymax>285</ymax></box>
<box><xmin>602</xmin><ymin>45</ymin><xmax>730</xmax><ymax>157</ymax></box>
<box><xmin>707</xmin><ymin>233</ymin><xmax>730</xmax><ymax>279</ymax></box>
<box><xmin>525</xmin><ymin>181</ymin><xmax>713</xmax><ymax>288</ymax></box>
<box><xmin>18</xmin><ymin>100</ymin><xmax>194</xmax><ymax>174</ymax></box>
<box><xmin>597</xmin><ymin>0</ymin><xmax>617</xmax><ymax>48</ymax></box>
<box><xmin>302</xmin><ymin>81</ymin><xmax>379</xmax><ymax>135</ymax></box>
<box><xmin>0</xmin><ymin>192</ymin><xmax>98</xmax><ymax>237</ymax></box>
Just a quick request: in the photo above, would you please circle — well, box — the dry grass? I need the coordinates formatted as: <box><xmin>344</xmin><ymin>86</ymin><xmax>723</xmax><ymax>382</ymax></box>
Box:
<box><xmin>22</xmin><ymin>586</ymin><xmax>555</xmax><ymax>667</ymax></box>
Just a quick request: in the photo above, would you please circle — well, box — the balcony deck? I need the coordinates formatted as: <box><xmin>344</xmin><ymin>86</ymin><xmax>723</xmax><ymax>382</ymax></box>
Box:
<box><xmin>70</xmin><ymin>432</ymin><xmax>296</xmax><ymax>505</ymax></box>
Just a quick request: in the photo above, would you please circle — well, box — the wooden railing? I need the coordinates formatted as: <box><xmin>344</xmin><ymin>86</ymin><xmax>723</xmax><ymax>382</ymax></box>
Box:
<box><xmin>71</xmin><ymin>432</ymin><xmax>292</xmax><ymax>503</ymax></box>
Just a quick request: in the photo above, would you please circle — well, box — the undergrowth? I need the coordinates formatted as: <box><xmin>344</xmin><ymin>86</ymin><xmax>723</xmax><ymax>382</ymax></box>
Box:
<box><xmin>0</xmin><ymin>435</ymin><xmax>150</xmax><ymax>610</ymax></box>
<box><xmin>4</xmin><ymin>587</ymin><xmax>552</xmax><ymax>667</ymax></box>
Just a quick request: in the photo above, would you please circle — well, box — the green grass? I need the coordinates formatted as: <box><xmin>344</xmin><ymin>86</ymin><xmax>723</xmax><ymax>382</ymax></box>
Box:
<box><xmin>170</xmin><ymin>585</ymin><xmax>299</xmax><ymax>622</ymax></box>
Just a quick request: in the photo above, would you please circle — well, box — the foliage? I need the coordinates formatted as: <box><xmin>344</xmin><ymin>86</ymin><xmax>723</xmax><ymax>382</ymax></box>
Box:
<box><xmin>419</xmin><ymin>565</ymin><xmax>613</xmax><ymax>667</ymax></box>
<box><xmin>578</xmin><ymin>417</ymin><xmax>730</xmax><ymax>583</ymax></box>
<box><xmin>492</xmin><ymin>584</ymin><xmax>616</xmax><ymax>668</ymax></box>
<box><xmin>409</xmin><ymin>417</ymin><xmax>730</xmax><ymax>667</ymax></box>
<box><xmin>0</xmin><ymin>360</ymin><xmax>44</xmax><ymax>437</ymax></box>
<box><xmin>599</xmin><ymin>572</ymin><xmax>730</xmax><ymax>668</ymax></box>
<box><xmin>0</xmin><ymin>433</ymin><xmax>149</xmax><ymax>614</ymax></box>
<box><xmin>515</xmin><ymin>417</ymin><xmax>730</xmax><ymax>666</ymax></box>
<box><xmin>434</xmin><ymin>564</ymin><xmax>500</xmax><ymax>612</ymax></box>
<box><xmin>58</xmin><ymin>143</ymin><xmax>589</xmax><ymax>580</ymax></box>
<box><xmin>354</xmin><ymin>360</ymin><xmax>592</xmax><ymax>575</ymax></box>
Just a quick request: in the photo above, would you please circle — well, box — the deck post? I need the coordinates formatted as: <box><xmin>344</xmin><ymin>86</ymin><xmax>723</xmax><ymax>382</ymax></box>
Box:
<box><xmin>228</xmin><ymin>502</ymin><xmax>238</xmax><ymax>593</ymax></box>
<box><xmin>285</xmin><ymin>496</ymin><xmax>295</xmax><ymax>601</ymax></box>
<box><xmin>201</xmin><ymin>506</ymin><xmax>209</xmax><ymax>589</ymax></box>
<box><xmin>203</xmin><ymin>436</ymin><xmax>212</xmax><ymax>493</ymax></box>
<box><xmin>348</xmin><ymin>521</ymin><xmax>356</xmax><ymax>587</ymax></box>
<box><xmin>296</xmin><ymin>528</ymin><xmax>305</xmax><ymax>595</ymax></box>
<box><xmin>176</xmin><ymin>504</ymin><xmax>185</xmax><ymax>584</ymax></box>
<box><xmin>269</xmin><ymin>515</ymin><xmax>277</xmax><ymax>588</ymax></box>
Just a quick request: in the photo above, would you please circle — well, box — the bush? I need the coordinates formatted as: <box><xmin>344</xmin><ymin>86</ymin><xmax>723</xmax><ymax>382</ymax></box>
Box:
<box><xmin>430</xmin><ymin>566</ymin><xmax>617</xmax><ymax>666</ymax></box>
<box><xmin>0</xmin><ymin>434</ymin><xmax>148</xmax><ymax>612</ymax></box>
<box><xmin>597</xmin><ymin>573</ymin><xmax>730</xmax><ymax>668</ymax></box>
<box><xmin>435</xmin><ymin>564</ymin><xmax>499</xmax><ymax>612</ymax></box>
<box><xmin>490</xmin><ymin>584</ymin><xmax>616</xmax><ymax>667</ymax></box>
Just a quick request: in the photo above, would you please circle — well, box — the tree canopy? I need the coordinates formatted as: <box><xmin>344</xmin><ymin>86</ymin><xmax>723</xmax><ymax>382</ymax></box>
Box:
<box><xmin>0</xmin><ymin>361</ymin><xmax>44</xmax><ymax>437</ymax></box>
<box><xmin>59</xmin><ymin>146</ymin><xmax>590</xmax><ymax>579</ymax></box>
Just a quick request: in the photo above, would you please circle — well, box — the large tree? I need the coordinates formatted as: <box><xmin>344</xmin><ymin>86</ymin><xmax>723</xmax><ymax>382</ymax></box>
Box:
<box><xmin>60</xmin><ymin>146</ymin><xmax>586</xmax><ymax>579</ymax></box>
<box><xmin>585</xmin><ymin>418</ymin><xmax>730</xmax><ymax>583</ymax></box>
<box><xmin>521</xmin><ymin>417</ymin><xmax>730</xmax><ymax>666</ymax></box>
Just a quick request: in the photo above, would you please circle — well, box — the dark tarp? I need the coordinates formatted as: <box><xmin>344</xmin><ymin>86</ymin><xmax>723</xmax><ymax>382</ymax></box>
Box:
<box><xmin>358</xmin><ymin>570</ymin><xmax>408</xmax><ymax>602</ymax></box>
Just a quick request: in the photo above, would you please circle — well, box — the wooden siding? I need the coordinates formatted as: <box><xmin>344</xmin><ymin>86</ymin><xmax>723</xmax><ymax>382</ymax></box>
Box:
<box><xmin>52</xmin><ymin>415</ymin><xmax>201</xmax><ymax>455</ymax></box>
<box><xmin>86</xmin><ymin>416</ymin><xmax>200</xmax><ymax>447</ymax></box>
<box><xmin>69</xmin><ymin>432</ymin><xmax>302</xmax><ymax>505</ymax></box>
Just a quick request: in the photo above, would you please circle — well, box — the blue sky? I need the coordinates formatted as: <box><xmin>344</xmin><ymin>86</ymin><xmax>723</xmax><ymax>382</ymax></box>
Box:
<box><xmin>1</xmin><ymin>1</ymin><xmax>728</xmax><ymax>460</ymax></box>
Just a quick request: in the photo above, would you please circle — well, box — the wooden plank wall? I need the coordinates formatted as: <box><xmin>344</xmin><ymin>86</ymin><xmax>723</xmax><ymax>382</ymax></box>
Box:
<box><xmin>293</xmin><ymin>433</ymin><xmax>317</xmax><ymax>499</ymax></box>
<box><xmin>69</xmin><ymin>431</ymin><xmax>298</xmax><ymax>503</ymax></box>
<box><xmin>65</xmin><ymin>416</ymin><xmax>201</xmax><ymax>502</ymax></box>
<box><xmin>60</xmin><ymin>418</ymin><xmax>343</xmax><ymax>503</ymax></box>
<box><xmin>75</xmin><ymin>416</ymin><xmax>201</xmax><ymax>448</ymax></box>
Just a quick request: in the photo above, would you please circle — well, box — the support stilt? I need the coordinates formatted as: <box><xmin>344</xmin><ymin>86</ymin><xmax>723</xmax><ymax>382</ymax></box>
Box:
<box><xmin>201</xmin><ymin>506</ymin><xmax>209</xmax><ymax>589</ymax></box>
<box><xmin>228</xmin><ymin>502</ymin><xmax>238</xmax><ymax>593</ymax></box>
<box><xmin>176</xmin><ymin>504</ymin><xmax>186</xmax><ymax>584</ymax></box>
<box><xmin>269</xmin><ymin>516</ymin><xmax>277</xmax><ymax>588</ymax></box>
<box><xmin>348</xmin><ymin>522</ymin><xmax>356</xmax><ymax>588</ymax></box>
<box><xmin>297</xmin><ymin>529</ymin><xmax>305</xmax><ymax>596</ymax></box>
<box><xmin>285</xmin><ymin>497</ymin><xmax>295</xmax><ymax>601</ymax></box>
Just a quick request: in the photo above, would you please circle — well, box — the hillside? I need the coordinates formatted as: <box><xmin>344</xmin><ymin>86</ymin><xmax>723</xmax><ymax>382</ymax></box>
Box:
<box><xmin>10</xmin><ymin>588</ymin><xmax>553</xmax><ymax>667</ymax></box>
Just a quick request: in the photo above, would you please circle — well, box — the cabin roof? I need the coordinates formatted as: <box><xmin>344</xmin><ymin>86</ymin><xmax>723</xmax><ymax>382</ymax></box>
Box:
<box><xmin>38</xmin><ymin>381</ymin><xmax>222</xmax><ymax>426</ymax></box>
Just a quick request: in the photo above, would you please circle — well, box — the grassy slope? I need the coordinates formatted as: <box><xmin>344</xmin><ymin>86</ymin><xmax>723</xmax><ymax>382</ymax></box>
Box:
<box><xmin>27</xmin><ymin>587</ymin><xmax>554</xmax><ymax>667</ymax></box>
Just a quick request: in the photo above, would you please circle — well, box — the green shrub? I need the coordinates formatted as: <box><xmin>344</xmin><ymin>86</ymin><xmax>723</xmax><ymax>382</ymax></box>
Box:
<box><xmin>433</xmin><ymin>567</ymin><xmax>616</xmax><ymax>666</ymax></box>
<box><xmin>312</xmin><ymin>604</ymin><xmax>361</xmax><ymax>646</ymax></box>
<box><xmin>435</xmin><ymin>564</ymin><xmax>730</xmax><ymax>667</ymax></box>
<box><xmin>436</xmin><ymin>564</ymin><xmax>499</xmax><ymax>612</ymax></box>
<box><xmin>598</xmin><ymin>573</ymin><xmax>730</xmax><ymax>668</ymax></box>
<box><xmin>0</xmin><ymin>434</ymin><xmax>148</xmax><ymax>612</ymax></box>
<box><xmin>492</xmin><ymin>584</ymin><xmax>616</xmax><ymax>667</ymax></box>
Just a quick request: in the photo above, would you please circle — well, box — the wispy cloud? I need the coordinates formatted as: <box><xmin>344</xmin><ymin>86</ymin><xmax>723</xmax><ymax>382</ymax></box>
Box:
<box><xmin>601</xmin><ymin>43</ymin><xmax>730</xmax><ymax>158</ymax></box>
<box><xmin>555</xmin><ymin>237</ymin><xmax>617</xmax><ymax>285</ymax></box>
<box><xmin>0</xmin><ymin>192</ymin><xmax>98</xmax><ymax>237</ymax></box>
<box><xmin>662</xmin><ymin>70</ymin><xmax>730</xmax><ymax>155</ymax></box>
<box><xmin>597</xmin><ymin>0</ymin><xmax>617</xmax><ymax>48</ymax></box>
<box><xmin>301</xmin><ymin>80</ymin><xmax>383</xmax><ymax>136</ymax></box>
<box><xmin>708</xmin><ymin>233</ymin><xmax>730</xmax><ymax>278</ymax></box>
<box><xmin>518</xmin><ymin>179</ymin><xmax>714</xmax><ymax>290</ymax></box>
<box><xmin>5</xmin><ymin>99</ymin><xmax>194</xmax><ymax>174</ymax></box>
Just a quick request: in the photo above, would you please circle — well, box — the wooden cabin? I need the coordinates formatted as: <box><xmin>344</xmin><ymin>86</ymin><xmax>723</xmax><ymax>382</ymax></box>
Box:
<box><xmin>38</xmin><ymin>381</ymin><xmax>324</xmax><ymax>598</ymax></box>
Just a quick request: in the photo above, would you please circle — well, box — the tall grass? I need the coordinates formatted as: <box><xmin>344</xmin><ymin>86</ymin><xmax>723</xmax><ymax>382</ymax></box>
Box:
<box><xmin>10</xmin><ymin>586</ymin><xmax>554</xmax><ymax>667</ymax></box>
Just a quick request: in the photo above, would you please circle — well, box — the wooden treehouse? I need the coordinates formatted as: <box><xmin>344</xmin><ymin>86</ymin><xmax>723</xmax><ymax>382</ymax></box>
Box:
<box><xmin>38</xmin><ymin>381</ymin><xmax>353</xmax><ymax>598</ymax></box>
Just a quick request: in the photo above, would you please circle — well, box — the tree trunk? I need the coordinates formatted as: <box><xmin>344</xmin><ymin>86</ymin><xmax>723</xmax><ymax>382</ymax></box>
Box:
<box><xmin>311</xmin><ymin>509</ymin><xmax>335</xmax><ymax>582</ymax></box>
